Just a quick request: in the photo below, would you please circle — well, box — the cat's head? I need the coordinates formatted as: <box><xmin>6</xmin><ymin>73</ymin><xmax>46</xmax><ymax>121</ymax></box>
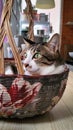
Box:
<box><xmin>22</xmin><ymin>33</ymin><xmax>64</xmax><ymax>75</ymax></box>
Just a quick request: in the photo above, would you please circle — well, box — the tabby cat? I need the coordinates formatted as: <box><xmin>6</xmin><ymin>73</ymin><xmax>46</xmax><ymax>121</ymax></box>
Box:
<box><xmin>22</xmin><ymin>33</ymin><xmax>65</xmax><ymax>76</ymax></box>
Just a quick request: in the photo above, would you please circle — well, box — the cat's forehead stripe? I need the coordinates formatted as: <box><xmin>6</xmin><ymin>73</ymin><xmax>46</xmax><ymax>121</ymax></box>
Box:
<box><xmin>30</xmin><ymin>46</ymin><xmax>37</xmax><ymax>52</ymax></box>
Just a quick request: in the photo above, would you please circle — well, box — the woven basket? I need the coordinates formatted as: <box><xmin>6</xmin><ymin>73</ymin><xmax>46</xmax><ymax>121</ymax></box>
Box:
<box><xmin>0</xmin><ymin>0</ymin><xmax>69</xmax><ymax>118</ymax></box>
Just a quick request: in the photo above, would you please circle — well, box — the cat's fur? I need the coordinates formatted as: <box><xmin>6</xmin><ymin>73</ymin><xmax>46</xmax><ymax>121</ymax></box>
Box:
<box><xmin>5</xmin><ymin>64</ymin><xmax>17</xmax><ymax>75</ymax></box>
<box><xmin>22</xmin><ymin>33</ymin><xmax>65</xmax><ymax>76</ymax></box>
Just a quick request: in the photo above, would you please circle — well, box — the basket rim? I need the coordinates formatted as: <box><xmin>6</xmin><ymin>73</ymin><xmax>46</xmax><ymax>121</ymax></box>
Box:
<box><xmin>0</xmin><ymin>65</ymin><xmax>69</xmax><ymax>78</ymax></box>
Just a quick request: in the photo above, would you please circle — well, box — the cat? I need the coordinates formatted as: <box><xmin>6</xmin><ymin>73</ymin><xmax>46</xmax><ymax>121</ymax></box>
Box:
<box><xmin>22</xmin><ymin>33</ymin><xmax>65</xmax><ymax>76</ymax></box>
<box><xmin>5</xmin><ymin>33</ymin><xmax>65</xmax><ymax>75</ymax></box>
<box><xmin>5</xmin><ymin>64</ymin><xmax>17</xmax><ymax>75</ymax></box>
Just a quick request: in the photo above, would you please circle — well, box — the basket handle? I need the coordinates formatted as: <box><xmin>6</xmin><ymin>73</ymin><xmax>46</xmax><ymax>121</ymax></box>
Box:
<box><xmin>25</xmin><ymin>0</ymin><xmax>34</xmax><ymax>41</ymax></box>
<box><xmin>0</xmin><ymin>0</ymin><xmax>24</xmax><ymax>75</ymax></box>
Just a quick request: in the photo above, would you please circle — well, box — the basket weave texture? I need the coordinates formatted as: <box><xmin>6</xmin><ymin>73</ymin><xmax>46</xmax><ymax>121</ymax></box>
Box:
<box><xmin>0</xmin><ymin>68</ymin><xmax>69</xmax><ymax>118</ymax></box>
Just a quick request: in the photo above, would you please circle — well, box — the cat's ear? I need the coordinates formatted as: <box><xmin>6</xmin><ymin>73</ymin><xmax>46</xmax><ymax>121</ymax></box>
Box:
<box><xmin>47</xmin><ymin>33</ymin><xmax>60</xmax><ymax>53</ymax></box>
<box><xmin>23</xmin><ymin>38</ymin><xmax>36</xmax><ymax>49</ymax></box>
<box><xmin>23</xmin><ymin>38</ymin><xmax>31</xmax><ymax>49</ymax></box>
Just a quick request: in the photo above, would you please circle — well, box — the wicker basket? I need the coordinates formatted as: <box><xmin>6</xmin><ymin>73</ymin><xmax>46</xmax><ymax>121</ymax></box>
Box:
<box><xmin>0</xmin><ymin>0</ymin><xmax>69</xmax><ymax>118</ymax></box>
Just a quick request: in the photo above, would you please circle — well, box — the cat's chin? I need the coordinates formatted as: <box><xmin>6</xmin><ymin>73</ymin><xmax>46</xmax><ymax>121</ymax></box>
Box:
<box><xmin>24</xmin><ymin>68</ymin><xmax>40</xmax><ymax>76</ymax></box>
<box><xmin>24</xmin><ymin>70</ymin><xmax>31</xmax><ymax>76</ymax></box>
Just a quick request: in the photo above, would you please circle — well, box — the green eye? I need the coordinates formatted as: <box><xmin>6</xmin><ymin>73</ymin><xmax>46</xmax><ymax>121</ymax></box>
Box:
<box><xmin>34</xmin><ymin>53</ymin><xmax>42</xmax><ymax>59</ymax></box>
<box><xmin>24</xmin><ymin>53</ymin><xmax>27</xmax><ymax>58</ymax></box>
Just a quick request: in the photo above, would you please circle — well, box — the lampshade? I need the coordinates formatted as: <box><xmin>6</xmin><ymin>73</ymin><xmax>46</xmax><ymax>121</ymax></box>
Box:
<box><xmin>35</xmin><ymin>0</ymin><xmax>55</xmax><ymax>9</ymax></box>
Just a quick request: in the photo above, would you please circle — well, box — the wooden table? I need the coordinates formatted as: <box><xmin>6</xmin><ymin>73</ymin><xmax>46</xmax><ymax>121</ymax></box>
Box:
<box><xmin>0</xmin><ymin>71</ymin><xmax>73</xmax><ymax>130</ymax></box>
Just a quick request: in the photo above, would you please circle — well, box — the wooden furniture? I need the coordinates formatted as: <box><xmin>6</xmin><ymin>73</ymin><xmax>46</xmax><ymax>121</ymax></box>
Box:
<box><xmin>0</xmin><ymin>71</ymin><xmax>73</xmax><ymax>130</ymax></box>
<box><xmin>61</xmin><ymin>0</ymin><xmax>73</xmax><ymax>62</ymax></box>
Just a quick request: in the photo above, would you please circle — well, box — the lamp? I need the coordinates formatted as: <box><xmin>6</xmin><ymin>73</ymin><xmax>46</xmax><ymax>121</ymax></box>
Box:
<box><xmin>36</xmin><ymin>0</ymin><xmax>55</xmax><ymax>9</ymax></box>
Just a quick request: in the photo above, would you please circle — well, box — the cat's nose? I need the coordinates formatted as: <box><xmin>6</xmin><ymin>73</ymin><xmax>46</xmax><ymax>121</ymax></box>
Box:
<box><xmin>25</xmin><ymin>63</ymin><xmax>29</xmax><ymax>67</ymax></box>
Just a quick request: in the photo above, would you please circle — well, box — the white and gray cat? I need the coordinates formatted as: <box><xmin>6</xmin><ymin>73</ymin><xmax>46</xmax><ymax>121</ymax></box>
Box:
<box><xmin>22</xmin><ymin>33</ymin><xmax>65</xmax><ymax>76</ymax></box>
<box><xmin>5</xmin><ymin>33</ymin><xmax>65</xmax><ymax>75</ymax></box>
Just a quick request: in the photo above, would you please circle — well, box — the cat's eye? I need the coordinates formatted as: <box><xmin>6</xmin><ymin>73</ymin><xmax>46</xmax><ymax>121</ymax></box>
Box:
<box><xmin>24</xmin><ymin>53</ymin><xmax>27</xmax><ymax>58</ymax></box>
<box><xmin>33</xmin><ymin>53</ymin><xmax>42</xmax><ymax>59</ymax></box>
